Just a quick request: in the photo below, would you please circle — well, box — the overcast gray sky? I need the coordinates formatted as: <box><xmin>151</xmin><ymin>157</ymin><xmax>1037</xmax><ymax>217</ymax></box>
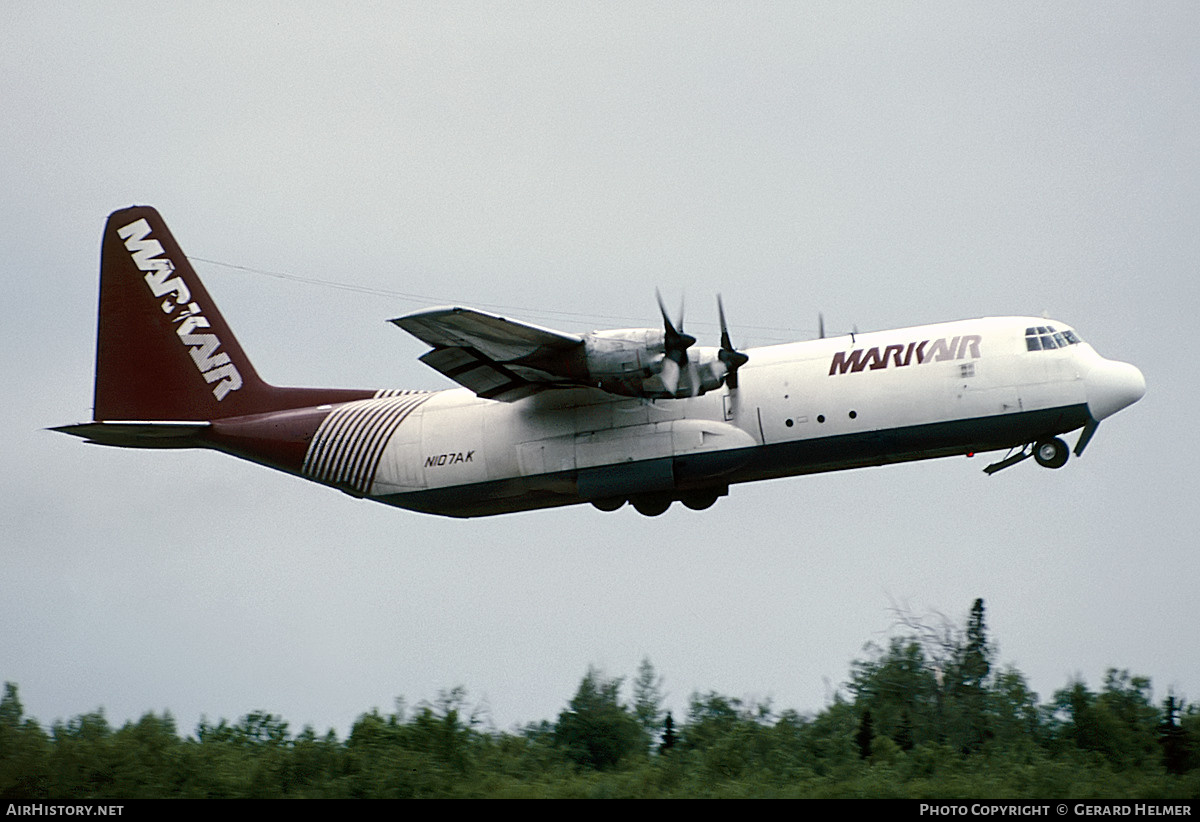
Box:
<box><xmin>3</xmin><ymin>2</ymin><xmax>1197</xmax><ymax>737</ymax></box>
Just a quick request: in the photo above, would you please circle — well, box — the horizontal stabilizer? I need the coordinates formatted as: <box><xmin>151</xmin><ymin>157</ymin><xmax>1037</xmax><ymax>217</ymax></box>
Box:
<box><xmin>50</xmin><ymin>421</ymin><xmax>210</xmax><ymax>449</ymax></box>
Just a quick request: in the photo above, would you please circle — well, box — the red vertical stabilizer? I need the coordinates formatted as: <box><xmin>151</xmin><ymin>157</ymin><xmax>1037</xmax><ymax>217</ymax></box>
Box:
<box><xmin>92</xmin><ymin>206</ymin><xmax>371</xmax><ymax>421</ymax></box>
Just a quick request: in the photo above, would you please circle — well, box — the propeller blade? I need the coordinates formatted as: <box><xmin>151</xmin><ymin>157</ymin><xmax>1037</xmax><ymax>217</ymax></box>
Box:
<box><xmin>655</xmin><ymin>289</ymin><xmax>697</xmax><ymax>398</ymax></box>
<box><xmin>656</xmin><ymin>288</ymin><xmax>674</xmax><ymax>333</ymax></box>
<box><xmin>656</xmin><ymin>289</ymin><xmax>696</xmax><ymax>357</ymax></box>
<box><xmin>716</xmin><ymin>294</ymin><xmax>749</xmax><ymax>390</ymax></box>
<box><xmin>660</xmin><ymin>356</ymin><xmax>681</xmax><ymax>394</ymax></box>
<box><xmin>718</xmin><ymin>294</ymin><xmax>732</xmax><ymax>350</ymax></box>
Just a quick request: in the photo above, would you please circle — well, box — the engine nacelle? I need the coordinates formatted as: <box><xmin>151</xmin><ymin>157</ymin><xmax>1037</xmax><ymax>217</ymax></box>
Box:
<box><xmin>581</xmin><ymin>329</ymin><xmax>728</xmax><ymax>399</ymax></box>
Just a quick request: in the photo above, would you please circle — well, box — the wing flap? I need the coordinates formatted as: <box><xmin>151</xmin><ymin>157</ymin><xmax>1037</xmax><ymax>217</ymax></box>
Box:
<box><xmin>392</xmin><ymin>306</ymin><xmax>587</xmax><ymax>400</ymax></box>
<box><xmin>418</xmin><ymin>347</ymin><xmax>534</xmax><ymax>401</ymax></box>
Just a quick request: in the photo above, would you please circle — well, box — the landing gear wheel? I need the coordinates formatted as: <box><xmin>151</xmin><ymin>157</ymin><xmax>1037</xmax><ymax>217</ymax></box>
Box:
<box><xmin>1033</xmin><ymin>437</ymin><xmax>1069</xmax><ymax>469</ymax></box>
<box><xmin>631</xmin><ymin>494</ymin><xmax>673</xmax><ymax>516</ymax></box>
<box><xmin>680</xmin><ymin>490</ymin><xmax>720</xmax><ymax>511</ymax></box>
<box><xmin>591</xmin><ymin>497</ymin><xmax>626</xmax><ymax>512</ymax></box>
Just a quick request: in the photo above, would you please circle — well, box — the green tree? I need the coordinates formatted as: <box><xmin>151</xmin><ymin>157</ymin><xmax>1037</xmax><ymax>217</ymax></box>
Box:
<box><xmin>659</xmin><ymin>711</ymin><xmax>677</xmax><ymax>753</ymax></box>
<box><xmin>795</xmin><ymin>696</ymin><xmax>860</xmax><ymax>778</ymax></box>
<box><xmin>961</xmin><ymin>598</ymin><xmax>991</xmax><ymax>691</ymax></box>
<box><xmin>855</xmin><ymin>708</ymin><xmax>873</xmax><ymax>759</ymax></box>
<box><xmin>865</xmin><ymin>598</ymin><xmax>996</xmax><ymax>754</ymax></box>
<box><xmin>554</xmin><ymin>667</ymin><xmax>644</xmax><ymax>771</ymax></box>
<box><xmin>987</xmin><ymin>665</ymin><xmax>1043</xmax><ymax>750</ymax></box>
<box><xmin>406</xmin><ymin>687</ymin><xmax>480</xmax><ymax>782</ymax></box>
<box><xmin>108</xmin><ymin>712</ymin><xmax>181</xmax><ymax>797</ymax></box>
<box><xmin>680</xmin><ymin>692</ymin><xmax>785</xmax><ymax>786</ymax></box>
<box><xmin>1178</xmin><ymin>702</ymin><xmax>1200</xmax><ymax>773</ymax></box>
<box><xmin>47</xmin><ymin>709</ymin><xmax>115</xmax><ymax>797</ymax></box>
<box><xmin>1159</xmin><ymin>693</ymin><xmax>1188</xmax><ymax>775</ymax></box>
<box><xmin>631</xmin><ymin>658</ymin><xmax>666</xmax><ymax>750</ymax></box>
<box><xmin>285</xmin><ymin>725</ymin><xmax>345</xmax><ymax>797</ymax></box>
<box><xmin>0</xmin><ymin>683</ymin><xmax>51</xmax><ymax>799</ymax></box>
<box><xmin>945</xmin><ymin>598</ymin><xmax>992</xmax><ymax>752</ymax></box>
<box><xmin>848</xmin><ymin>637</ymin><xmax>939</xmax><ymax>750</ymax></box>
<box><xmin>1052</xmin><ymin>670</ymin><xmax>1159</xmax><ymax>769</ymax></box>
<box><xmin>1096</xmin><ymin>669</ymin><xmax>1160</xmax><ymax>768</ymax></box>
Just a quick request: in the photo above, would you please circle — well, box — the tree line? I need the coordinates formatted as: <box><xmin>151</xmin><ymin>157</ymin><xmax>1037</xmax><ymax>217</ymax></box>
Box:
<box><xmin>2</xmin><ymin>599</ymin><xmax>1198</xmax><ymax>798</ymax></box>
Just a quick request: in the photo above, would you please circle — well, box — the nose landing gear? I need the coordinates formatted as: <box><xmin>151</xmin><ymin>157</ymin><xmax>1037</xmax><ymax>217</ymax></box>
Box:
<box><xmin>983</xmin><ymin>436</ymin><xmax>1070</xmax><ymax>475</ymax></box>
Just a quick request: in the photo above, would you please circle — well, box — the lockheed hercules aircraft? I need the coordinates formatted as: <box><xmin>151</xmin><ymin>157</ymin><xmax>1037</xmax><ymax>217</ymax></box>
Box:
<box><xmin>54</xmin><ymin>206</ymin><xmax>1146</xmax><ymax>517</ymax></box>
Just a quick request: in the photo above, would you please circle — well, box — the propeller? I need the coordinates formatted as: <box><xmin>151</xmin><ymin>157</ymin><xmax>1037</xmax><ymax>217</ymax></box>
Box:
<box><xmin>716</xmin><ymin>294</ymin><xmax>749</xmax><ymax>389</ymax></box>
<box><xmin>656</xmin><ymin>289</ymin><xmax>696</xmax><ymax>395</ymax></box>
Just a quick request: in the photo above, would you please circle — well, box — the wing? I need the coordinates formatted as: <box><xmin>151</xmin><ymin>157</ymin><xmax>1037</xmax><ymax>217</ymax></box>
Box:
<box><xmin>390</xmin><ymin>306</ymin><xmax>588</xmax><ymax>400</ymax></box>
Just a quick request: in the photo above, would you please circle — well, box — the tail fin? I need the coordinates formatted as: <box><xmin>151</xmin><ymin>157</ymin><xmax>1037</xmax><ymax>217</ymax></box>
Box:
<box><xmin>94</xmin><ymin>206</ymin><xmax>278</xmax><ymax>420</ymax></box>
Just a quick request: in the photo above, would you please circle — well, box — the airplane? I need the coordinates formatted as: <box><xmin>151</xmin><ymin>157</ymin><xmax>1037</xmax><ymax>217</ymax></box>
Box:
<box><xmin>53</xmin><ymin>206</ymin><xmax>1147</xmax><ymax>518</ymax></box>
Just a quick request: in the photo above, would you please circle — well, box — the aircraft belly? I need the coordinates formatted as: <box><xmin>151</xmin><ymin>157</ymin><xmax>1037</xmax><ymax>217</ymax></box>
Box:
<box><xmin>365</xmin><ymin>399</ymin><xmax>1093</xmax><ymax>516</ymax></box>
<box><xmin>729</xmin><ymin>402</ymin><xmax>1092</xmax><ymax>484</ymax></box>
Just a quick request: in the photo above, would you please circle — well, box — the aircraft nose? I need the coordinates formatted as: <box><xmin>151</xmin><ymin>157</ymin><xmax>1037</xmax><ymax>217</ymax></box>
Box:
<box><xmin>1085</xmin><ymin>358</ymin><xmax>1146</xmax><ymax>421</ymax></box>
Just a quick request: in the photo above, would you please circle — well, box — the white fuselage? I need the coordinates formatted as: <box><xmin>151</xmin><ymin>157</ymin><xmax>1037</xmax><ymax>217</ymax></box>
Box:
<box><xmin>301</xmin><ymin>316</ymin><xmax>1143</xmax><ymax>517</ymax></box>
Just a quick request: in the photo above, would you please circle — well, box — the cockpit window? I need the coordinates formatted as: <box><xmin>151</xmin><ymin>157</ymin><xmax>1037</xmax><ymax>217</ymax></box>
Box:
<box><xmin>1026</xmin><ymin>325</ymin><xmax>1081</xmax><ymax>352</ymax></box>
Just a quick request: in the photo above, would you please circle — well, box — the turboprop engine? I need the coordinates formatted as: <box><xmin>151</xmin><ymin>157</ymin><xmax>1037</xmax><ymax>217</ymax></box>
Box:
<box><xmin>581</xmin><ymin>328</ymin><xmax>726</xmax><ymax>399</ymax></box>
<box><xmin>579</xmin><ymin>293</ymin><xmax>749</xmax><ymax>400</ymax></box>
